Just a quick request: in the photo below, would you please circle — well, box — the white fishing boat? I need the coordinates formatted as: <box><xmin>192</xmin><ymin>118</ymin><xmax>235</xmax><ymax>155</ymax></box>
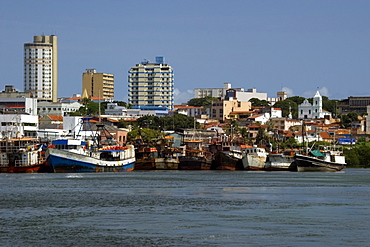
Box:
<box><xmin>242</xmin><ymin>146</ymin><xmax>268</xmax><ymax>170</ymax></box>
<box><xmin>265</xmin><ymin>150</ymin><xmax>296</xmax><ymax>171</ymax></box>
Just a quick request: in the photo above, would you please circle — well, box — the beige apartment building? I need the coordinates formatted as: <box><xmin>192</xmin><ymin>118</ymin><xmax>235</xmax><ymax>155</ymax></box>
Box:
<box><xmin>82</xmin><ymin>69</ymin><xmax>114</xmax><ymax>100</ymax></box>
<box><xmin>24</xmin><ymin>35</ymin><xmax>58</xmax><ymax>102</ymax></box>
<box><xmin>211</xmin><ymin>99</ymin><xmax>252</xmax><ymax>122</ymax></box>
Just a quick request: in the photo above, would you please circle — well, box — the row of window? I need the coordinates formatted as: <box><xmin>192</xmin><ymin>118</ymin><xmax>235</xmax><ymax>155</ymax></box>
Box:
<box><xmin>130</xmin><ymin>82</ymin><xmax>172</xmax><ymax>85</ymax></box>
<box><xmin>25</xmin><ymin>60</ymin><xmax>52</xmax><ymax>63</ymax></box>
<box><xmin>1</xmin><ymin>122</ymin><xmax>37</xmax><ymax>126</ymax></box>
<box><xmin>38</xmin><ymin>107</ymin><xmax>77</xmax><ymax>111</ymax></box>
<box><xmin>24</xmin><ymin>44</ymin><xmax>52</xmax><ymax>47</ymax></box>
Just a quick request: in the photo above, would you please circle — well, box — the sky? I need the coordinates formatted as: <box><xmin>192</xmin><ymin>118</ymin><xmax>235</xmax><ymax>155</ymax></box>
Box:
<box><xmin>1</xmin><ymin>0</ymin><xmax>370</xmax><ymax>104</ymax></box>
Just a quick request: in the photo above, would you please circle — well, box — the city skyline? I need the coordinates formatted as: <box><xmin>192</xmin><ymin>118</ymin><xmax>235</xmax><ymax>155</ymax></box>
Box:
<box><xmin>1</xmin><ymin>1</ymin><xmax>370</xmax><ymax>104</ymax></box>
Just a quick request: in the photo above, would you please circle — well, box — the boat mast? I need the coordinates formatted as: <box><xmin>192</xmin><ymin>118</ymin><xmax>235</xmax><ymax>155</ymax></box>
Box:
<box><xmin>98</xmin><ymin>90</ymin><xmax>101</xmax><ymax>123</ymax></box>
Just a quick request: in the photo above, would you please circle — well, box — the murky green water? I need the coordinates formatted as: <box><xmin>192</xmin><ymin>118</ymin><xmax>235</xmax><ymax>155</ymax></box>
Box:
<box><xmin>1</xmin><ymin>169</ymin><xmax>369</xmax><ymax>246</ymax></box>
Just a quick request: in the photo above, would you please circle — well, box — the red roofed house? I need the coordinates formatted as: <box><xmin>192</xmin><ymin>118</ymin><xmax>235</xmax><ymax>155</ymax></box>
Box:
<box><xmin>174</xmin><ymin>105</ymin><xmax>204</xmax><ymax>117</ymax></box>
<box><xmin>229</xmin><ymin>110</ymin><xmax>254</xmax><ymax>120</ymax></box>
<box><xmin>247</xmin><ymin>114</ymin><xmax>269</xmax><ymax>125</ymax></box>
<box><xmin>270</xmin><ymin>118</ymin><xmax>301</xmax><ymax>131</ymax></box>
<box><xmin>39</xmin><ymin>115</ymin><xmax>63</xmax><ymax>125</ymax></box>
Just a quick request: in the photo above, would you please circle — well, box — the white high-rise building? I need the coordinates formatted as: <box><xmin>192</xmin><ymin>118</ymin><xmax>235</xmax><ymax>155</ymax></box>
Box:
<box><xmin>128</xmin><ymin>57</ymin><xmax>174</xmax><ymax>110</ymax></box>
<box><xmin>24</xmin><ymin>35</ymin><xmax>58</xmax><ymax>102</ymax></box>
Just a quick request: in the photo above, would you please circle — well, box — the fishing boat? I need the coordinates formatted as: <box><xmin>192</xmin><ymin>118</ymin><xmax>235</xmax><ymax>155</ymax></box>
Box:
<box><xmin>154</xmin><ymin>136</ymin><xmax>180</xmax><ymax>170</ymax></box>
<box><xmin>265</xmin><ymin>150</ymin><xmax>297</xmax><ymax>171</ymax></box>
<box><xmin>208</xmin><ymin>138</ymin><xmax>244</xmax><ymax>171</ymax></box>
<box><xmin>212</xmin><ymin>150</ymin><xmax>244</xmax><ymax>170</ymax></box>
<box><xmin>134</xmin><ymin>146</ymin><xmax>157</xmax><ymax>170</ymax></box>
<box><xmin>155</xmin><ymin>156</ymin><xmax>180</xmax><ymax>170</ymax></box>
<box><xmin>0</xmin><ymin>137</ymin><xmax>49</xmax><ymax>173</ymax></box>
<box><xmin>46</xmin><ymin>120</ymin><xmax>135</xmax><ymax>173</ymax></box>
<box><xmin>46</xmin><ymin>139</ymin><xmax>135</xmax><ymax>173</ymax></box>
<box><xmin>178</xmin><ymin>140</ymin><xmax>213</xmax><ymax>170</ymax></box>
<box><xmin>242</xmin><ymin>146</ymin><xmax>268</xmax><ymax>170</ymax></box>
<box><xmin>295</xmin><ymin>145</ymin><xmax>346</xmax><ymax>172</ymax></box>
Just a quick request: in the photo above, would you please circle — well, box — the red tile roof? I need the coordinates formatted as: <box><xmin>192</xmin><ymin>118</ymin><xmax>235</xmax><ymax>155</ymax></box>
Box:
<box><xmin>320</xmin><ymin>132</ymin><xmax>334</xmax><ymax>139</ymax></box>
<box><xmin>47</xmin><ymin>115</ymin><xmax>63</xmax><ymax>121</ymax></box>
<box><xmin>107</xmin><ymin>119</ymin><xmax>119</xmax><ymax>122</ymax></box>
<box><xmin>230</xmin><ymin>111</ymin><xmax>254</xmax><ymax>114</ymax></box>
<box><xmin>248</xmin><ymin>115</ymin><xmax>263</xmax><ymax>119</ymax></box>
<box><xmin>174</xmin><ymin>105</ymin><xmax>203</xmax><ymax>109</ymax></box>
<box><xmin>248</xmin><ymin>124</ymin><xmax>268</xmax><ymax>128</ymax></box>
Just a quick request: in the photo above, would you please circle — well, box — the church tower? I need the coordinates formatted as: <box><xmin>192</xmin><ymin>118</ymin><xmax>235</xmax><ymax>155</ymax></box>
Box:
<box><xmin>312</xmin><ymin>90</ymin><xmax>323</xmax><ymax>119</ymax></box>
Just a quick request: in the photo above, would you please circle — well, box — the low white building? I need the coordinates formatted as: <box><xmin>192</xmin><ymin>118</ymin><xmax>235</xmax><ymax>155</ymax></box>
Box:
<box><xmin>225</xmin><ymin>88</ymin><xmax>267</xmax><ymax>102</ymax></box>
<box><xmin>174</xmin><ymin>105</ymin><xmax>204</xmax><ymax>117</ymax></box>
<box><xmin>0</xmin><ymin>97</ymin><xmax>37</xmax><ymax>115</ymax></box>
<box><xmin>104</xmin><ymin>103</ymin><xmax>168</xmax><ymax>118</ymax></box>
<box><xmin>247</xmin><ymin>114</ymin><xmax>270</xmax><ymax>125</ymax></box>
<box><xmin>0</xmin><ymin>114</ymin><xmax>39</xmax><ymax>138</ymax></box>
<box><xmin>294</xmin><ymin>130</ymin><xmax>322</xmax><ymax>143</ymax></box>
<box><xmin>270</xmin><ymin>108</ymin><xmax>283</xmax><ymax>118</ymax></box>
<box><xmin>38</xmin><ymin>101</ymin><xmax>81</xmax><ymax>116</ymax></box>
<box><xmin>270</xmin><ymin>118</ymin><xmax>301</xmax><ymax>131</ymax></box>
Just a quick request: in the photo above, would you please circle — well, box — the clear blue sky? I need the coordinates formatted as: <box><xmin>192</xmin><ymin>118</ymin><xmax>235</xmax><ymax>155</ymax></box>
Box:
<box><xmin>1</xmin><ymin>0</ymin><xmax>370</xmax><ymax>104</ymax></box>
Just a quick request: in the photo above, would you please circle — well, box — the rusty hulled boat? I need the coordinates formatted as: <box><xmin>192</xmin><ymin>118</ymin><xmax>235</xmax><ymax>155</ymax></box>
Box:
<box><xmin>178</xmin><ymin>140</ymin><xmax>212</xmax><ymax>170</ymax></box>
<box><xmin>0</xmin><ymin>137</ymin><xmax>49</xmax><ymax>173</ymax></box>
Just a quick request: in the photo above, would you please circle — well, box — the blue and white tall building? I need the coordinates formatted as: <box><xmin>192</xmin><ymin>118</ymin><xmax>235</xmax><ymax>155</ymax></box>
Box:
<box><xmin>128</xmin><ymin>57</ymin><xmax>174</xmax><ymax>110</ymax></box>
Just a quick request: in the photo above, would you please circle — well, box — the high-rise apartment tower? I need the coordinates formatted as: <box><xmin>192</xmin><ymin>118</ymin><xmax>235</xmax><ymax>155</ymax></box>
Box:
<box><xmin>82</xmin><ymin>69</ymin><xmax>114</xmax><ymax>100</ymax></box>
<box><xmin>24</xmin><ymin>35</ymin><xmax>58</xmax><ymax>102</ymax></box>
<box><xmin>128</xmin><ymin>57</ymin><xmax>174</xmax><ymax>110</ymax></box>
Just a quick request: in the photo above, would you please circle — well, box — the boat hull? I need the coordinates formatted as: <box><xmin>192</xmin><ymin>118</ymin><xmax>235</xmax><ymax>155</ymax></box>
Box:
<box><xmin>135</xmin><ymin>158</ymin><xmax>156</xmax><ymax>170</ymax></box>
<box><xmin>178</xmin><ymin>156</ymin><xmax>212</xmax><ymax>170</ymax></box>
<box><xmin>155</xmin><ymin>157</ymin><xmax>179</xmax><ymax>170</ymax></box>
<box><xmin>212</xmin><ymin>151</ymin><xmax>243</xmax><ymax>170</ymax></box>
<box><xmin>265</xmin><ymin>153</ymin><xmax>297</xmax><ymax>171</ymax></box>
<box><xmin>47</xmin><ymin>148</ymin><xmax>135</xmax><ymax>173</ymax></box>
<box><xmin>0</xmin><ymin>149</ymin><xmax>49</xmax><ymax>173</ymax></box>
<box><xmin>295</xmin><ymin>153</ymin><xmax>345</xmax><ymax>172</ymax></box>
<box><xmin>242</xmin><ymin>155</ymin><xmax>266</xmax><ymax>170</ymax></box>
<box><xmin>0</xmin><ymin>164</ymin><xmax>43</xmax><ymax>173</ymax></box>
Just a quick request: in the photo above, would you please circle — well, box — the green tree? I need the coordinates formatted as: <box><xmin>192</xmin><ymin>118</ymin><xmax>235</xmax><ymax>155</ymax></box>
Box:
<box><xmin>343</xmin><ymin>144</ymin><xmax>370</xmax><ymax>168</ymax></box>
<box><xmin>70</xmin><ymin>99</ymin><xmax>103</xmax><ymax>116</ymax></box>
<box><xmin>187</xmin><ymin>96</ymin><xmax>218</xmax><ymax>107</ymax></box>
<box><xmin>249</xmin><ymin>98</ymin><xmax>270</xmax><ymax>107</ymax></box>
<box><xmin>273</xmin><ymin>99</ymin><xmax>298</xmax><ymax>118</ymax></box>
<box><xmin>278</xmin><ymin>137</ymin><xmax>298</xmax><ymax>150</ymax></box>
<box><xmin>343</xmin><ymin>148</ymin><xmax>361</xmax><ymax>167</ymax></box>
<box><xmin>287</xmin><ymin>96</ymin><xmax>305</xmax><ymax>106</ymax></box>
<box><xmin>255</xmin><ymin>127</ymin><xmax>268</xmax><ymax>145</ymax></box>
<box><xmin>340</xmin><ymin>112</ymin><xmax>358</xmax><ymax>128</ymax></box>
<box><xmin>134</xmin><ymin>114</ymin><xmax>199</xmax><ymax>131</ymax></box>
<box><xmin>127</xmin><ymin>127</ymin><xmax>161</xmax><ymax>144</ymax></box>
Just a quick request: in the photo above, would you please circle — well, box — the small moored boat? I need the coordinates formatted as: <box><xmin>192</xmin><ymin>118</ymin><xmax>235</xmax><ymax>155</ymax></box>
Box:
<box><xmin>295</xmin><ymin>146</ymin><xmax>346</xmax><ymax>172</ymax></box>
<box><xmin>242</xmin><ymin>146</ymin><xmax>268</xmax><ymax>170</ymax></box>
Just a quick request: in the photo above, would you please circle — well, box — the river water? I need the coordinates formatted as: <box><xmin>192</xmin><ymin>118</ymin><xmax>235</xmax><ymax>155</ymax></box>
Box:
<box><xmin>1</xmin><ymin>169</ymin><xmax>370</xmax><ymax>247</ymax></box>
